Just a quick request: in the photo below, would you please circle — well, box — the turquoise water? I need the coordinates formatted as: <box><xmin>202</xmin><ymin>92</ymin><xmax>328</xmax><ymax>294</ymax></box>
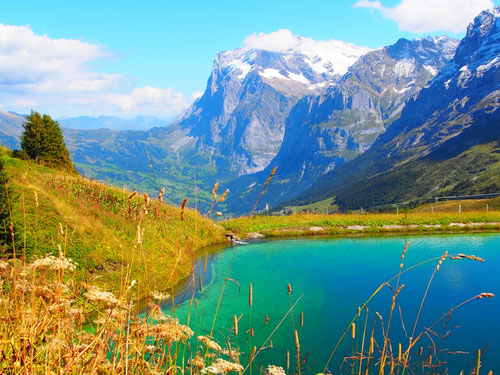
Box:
<box><xmin>166</xmin><ymin>234</ymin><xmax>500</xmax><ymax>373</ymax></box>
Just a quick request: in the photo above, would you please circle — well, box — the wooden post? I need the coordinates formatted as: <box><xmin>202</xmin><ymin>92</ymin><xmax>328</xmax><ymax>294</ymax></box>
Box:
<box><xmin>486</xmin><ymin>204</ymin><xmax>489</xmax><ymax>212</ymax></box>
<box><xmin>431</xmin><ymin>203</ymin><xmax>434</xmax><ymax>213</ymax></box>
<box><xmin>459</xmin><ymin>204</ymin><xmax>461</xmax><ymax>213</ymax></box>
<box><xmin>396</xmin><ymin>205</ymin><xmax>398</xmax><ymax>215</ymax></box>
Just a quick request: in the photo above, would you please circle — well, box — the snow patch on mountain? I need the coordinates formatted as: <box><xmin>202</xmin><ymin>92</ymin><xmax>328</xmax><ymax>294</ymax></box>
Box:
<box><xmin>394</xmin><ymin>59</ymin><xmax>416</xmax><ymax>76</ymax></box>
<box><xmin>243</xmin><ymin>29</ymin><xmax>372</xmax><ymax>76</ymax></box>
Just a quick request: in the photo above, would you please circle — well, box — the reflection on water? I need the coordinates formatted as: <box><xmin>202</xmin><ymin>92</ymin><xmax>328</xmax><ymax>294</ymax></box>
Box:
<box><xmin>167</xmin><ymin>234</ymin><xmax>500</xmax><ymax>373</ymax></box>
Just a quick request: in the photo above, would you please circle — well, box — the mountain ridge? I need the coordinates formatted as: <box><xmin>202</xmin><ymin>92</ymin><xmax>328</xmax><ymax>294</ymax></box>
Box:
<box><xmin>224</xmin><ymin>36</ymin><xmax>460</xmax><ymax>213</ymax></box>
<box><xmin>284</xmin><ymin>7</ymin><xmax>500</xmax><ymax>211</ymax></box>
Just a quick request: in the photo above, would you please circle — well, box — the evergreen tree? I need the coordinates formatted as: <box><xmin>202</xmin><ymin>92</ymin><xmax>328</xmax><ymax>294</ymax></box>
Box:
<box><xmin>20</xmin><ymin>110</ymin><xmax>77</xmax><ymax>173</ymax></box>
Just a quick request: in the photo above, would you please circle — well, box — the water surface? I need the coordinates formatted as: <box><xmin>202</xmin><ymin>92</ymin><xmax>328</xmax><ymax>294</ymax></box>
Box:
<box><xmin>168</xmin><ymin>234</ymin><xmax>500</xmax><ymax>373</ymax></box>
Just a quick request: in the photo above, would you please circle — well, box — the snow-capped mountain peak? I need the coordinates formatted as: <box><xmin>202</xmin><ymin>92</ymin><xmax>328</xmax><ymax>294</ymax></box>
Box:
<box><xmin>212</xmin><ymin>31</ymin><xmax>371</xmax><ymax>91</ymax></box>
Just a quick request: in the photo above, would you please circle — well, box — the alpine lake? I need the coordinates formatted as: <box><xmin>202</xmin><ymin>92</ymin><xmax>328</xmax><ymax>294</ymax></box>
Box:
<box><xmin>164</xmin><ymin>233</ymin><xmax>500</xmax><ymax>373</ymax></box>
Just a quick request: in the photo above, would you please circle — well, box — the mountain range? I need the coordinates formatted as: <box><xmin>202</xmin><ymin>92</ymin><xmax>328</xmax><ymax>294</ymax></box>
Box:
<box><xmin>286</xmin><ymin>7</ymin><xmax>500</xmax><ymax>211</ymax></box>
<box><xmin>1</xmin><ymin>7</ymin><xmax>498</xmax><ymax>214</ymax></box>
<box><xmin>225</xmin><ymin>36</ymin><xmax>460</xmax><ymax>213</ymax></box>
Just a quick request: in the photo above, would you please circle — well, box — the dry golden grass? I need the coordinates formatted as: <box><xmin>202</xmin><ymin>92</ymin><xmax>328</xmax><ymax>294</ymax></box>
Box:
<box><xmin>0</xmin><ymin>150</ymin><xmax>496</xmax><ymax>374</ymax></box>
<box><xmin>1</xmin><ymin>148</ymin><xmax>226</xmax><ymax>298</ymax></box>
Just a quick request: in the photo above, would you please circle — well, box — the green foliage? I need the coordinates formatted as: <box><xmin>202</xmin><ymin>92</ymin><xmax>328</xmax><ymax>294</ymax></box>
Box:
<box><xmin>334</xmin><ymin>169</ymin><xmax>424</xmax><ymax>210</ymax></box>
<box><xmin>0</xmin><ymin>159</ymin><xmax>10</xmax><ymax>249</ymax></box>
<box><xmin>0</xmin><ymin>147</ymin><xmax>225</xmax><ymax>295</ymax></box>
<box><xmin>20</xmin><ymin>110</ymin><xmax>76</xmax><ymax>173</ymax></box>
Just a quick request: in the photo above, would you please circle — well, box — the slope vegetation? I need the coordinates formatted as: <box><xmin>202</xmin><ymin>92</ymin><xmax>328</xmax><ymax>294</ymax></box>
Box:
<box><xmin>1</xmin><ymin>147</ymin><xmax>225</xmax><ymax>296</ymax></box>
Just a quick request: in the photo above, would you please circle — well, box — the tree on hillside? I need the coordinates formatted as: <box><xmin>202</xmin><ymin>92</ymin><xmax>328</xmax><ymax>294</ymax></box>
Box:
<box><xmin>20</xmin><ymin>110</ymin><xmax>77</xmax><ymax>173</ymax></box>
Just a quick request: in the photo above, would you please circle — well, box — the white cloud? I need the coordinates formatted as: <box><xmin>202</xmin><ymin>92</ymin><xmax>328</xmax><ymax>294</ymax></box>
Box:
<box><xmin>244</xmin><ymin>29</ymin><xmax>301</xmax><ymax>53</ymax></box>
<box><xmin>191</xmin><ymin>91</ymin><xmax>204</xmax><ymax>101</ymax></box>
<box><xmin>0</xmin><ymin>23</ymin><xmax>188</xmax><ymax>116</ymax></box>
<box><xmin>242</xmin><ymin>29</ymin><xmax>372</xmax><ymax>76</ymax></box>
<box><xmin>353</xmin><ymin>0</ymin><xmax>494</xmax><ymax>33</ymax></box>
<box><xmin>113</xmin><ymin>86</ymin><xmax>187</xmax><ymax>113</ymax></box>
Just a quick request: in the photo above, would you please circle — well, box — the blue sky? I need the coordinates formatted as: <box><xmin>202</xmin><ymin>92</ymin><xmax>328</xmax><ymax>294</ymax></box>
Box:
<box><xmin>1</xmin><ymin>0</ymin><xmax>498</xmax><ymax>117</ymax></box>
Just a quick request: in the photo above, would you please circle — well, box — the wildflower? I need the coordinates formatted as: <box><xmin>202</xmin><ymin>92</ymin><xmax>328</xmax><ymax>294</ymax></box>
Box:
<box><xmin>190</xmin><ymin>356</ymin><xmax>205</xmax><ymax>368</ymax></box>
<box><xmin>31</xmin><ymin>255</ymin><xmax>77</xmax><ymax>272</ymax></box>
<box><xmin>202</xmin><ymin>358</ymin><xmax>243</xmax><ymax>374</ymax></box>
<box><xmin>266</xmin><ymin>365</ymin><xmax>286</xmax><ymax>375</ymax></box>
<box><xmin>150</xmin><ymin>308</ymin><xmax>168</xmax><ymax>322</ymax></box>
<box><xmin>85</xmin><ymin>286</ymin><xmax>119</xmax><ymax>306</ymax></box>
<box><xmin>127</xmin><ymin>279</ymin><xmax>137</xmax><ymax>291</ymax></box>
<box><xmin>198</xmin><ymin>335</ymin><xmax>222</xmax><ymax>351</ymax></box>
<box><xmin>144</xmin><ymin>316</ymin><xmax>194</xmax><ymax>342</ymax></box>
<box><xmin>150</xmin><ymin>290</ymin><xmax>171</xmax><ymax>301</ymax></box>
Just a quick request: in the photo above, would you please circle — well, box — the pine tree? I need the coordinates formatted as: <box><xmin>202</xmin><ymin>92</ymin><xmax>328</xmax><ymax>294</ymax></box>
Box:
<box><xmin>20</xmin><ymin>110</ymin><xmax>77</xmax><ymax>173</ymax></box>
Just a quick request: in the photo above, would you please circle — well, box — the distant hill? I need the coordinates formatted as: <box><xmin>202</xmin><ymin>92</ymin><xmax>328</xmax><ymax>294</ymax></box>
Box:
<box><xmin>0</xmin><ymin>110</ymin><xmax>24</xmax><ymax>149</ymax></box>
<box><xmin>59</xmin><ymin>115</ymin><xmax>174</xmax><ymax>131</ymax></box>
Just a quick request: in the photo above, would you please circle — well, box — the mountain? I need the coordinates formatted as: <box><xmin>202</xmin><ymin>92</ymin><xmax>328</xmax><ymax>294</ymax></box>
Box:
<box><xmin>224</xmin><ymin>36</ymin><xmax>459</xmax><ymax>213</ymax></box>
<box><xmin>58</xmin><ymin>37</ymin><xmax>372</xmax><ymax>209</ymax></box>
<box><xmin>286</xmin><ymin>7</ymin><xmax>500</xmax><ymax>211</ymax></box>
<box><xmin>179</xmin><ymin>38</ymin><xmax>371</xmax><ymax>175</ymax></box>
<box><xmin>59</xmin><ymin>115</ymin><xmax>174</xmax><ymax>131</ymax></box>
<box><xmin>0</xmin><ymin>110</ymin><xmax>24</xmax><ymax>149</ymax></box>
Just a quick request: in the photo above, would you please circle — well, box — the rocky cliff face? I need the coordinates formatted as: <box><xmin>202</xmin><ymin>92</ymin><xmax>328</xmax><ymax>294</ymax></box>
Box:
<box><xmin>288</xmin><ymin>7</ymin><xmax>500</xmax><ymax>209</ymax></box>
<box><xmin>179</xmin><ymin>38</ymin><xmax>371</xmax><ymax>175</ymax></box>
<box><xmin>225</xmin><ymin>36</ymin><xmax>459</xmax><ymax>213</ymax></box>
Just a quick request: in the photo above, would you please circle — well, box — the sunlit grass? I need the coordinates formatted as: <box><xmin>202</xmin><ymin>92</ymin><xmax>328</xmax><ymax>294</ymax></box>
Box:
<box><xmin>0</xmin><ymin>149</ymin><xmax>496</xmax><ymax>373</ymax></box>
<box><xmin>222</xmin><ymin>211</ymin><xmax>500</xmax><ymax>237</ymax></box>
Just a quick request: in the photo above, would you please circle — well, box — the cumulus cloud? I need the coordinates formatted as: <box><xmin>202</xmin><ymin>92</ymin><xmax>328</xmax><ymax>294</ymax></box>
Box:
<box><xmin>353</xmin><ymin>0</ymin><xmax>494</xmax><ymax>33</ymax></box>
<box><xmin>0</xmin><ymin>23</ymin><xmax>188</xmax><ymax>116</ymax></box>
<box><xmin>113</xmin><ymin>86</ymin><xmax>187</xmax><ymax>113</ymax></box>
<box><xmin>244</xmin><ymin>29</ymin><xmax>301</xmax><ymax>53</ymax></box>
<box><xmin>243</xmin><ymin>29</ymin><xmax>371</xmax><ymax>75</ymax></box>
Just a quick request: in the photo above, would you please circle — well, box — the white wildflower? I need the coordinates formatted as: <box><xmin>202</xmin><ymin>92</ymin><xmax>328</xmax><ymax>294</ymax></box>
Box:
<box><xmin>85</xmin><ymin>286</ymin><xmax>119</xmax><ymax>305</ymax></box>
<box><xmin>31</xmin><ymin>255</ymin><xmax>77</xmax><ymax>272</ymax></box>
<box><xmin>150</xmin><ymin>290</ymin><xmax>170</xmax><ymax>301</ymax></box>
<box><xmin>198</xmin><ymin>335</ymin><xmax>222</xmax><ymax>351</ymax></box>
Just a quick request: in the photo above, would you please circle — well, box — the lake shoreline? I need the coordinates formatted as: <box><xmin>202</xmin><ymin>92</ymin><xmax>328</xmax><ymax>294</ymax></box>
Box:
<box><xmin>238</xmin><ymin>222</ymin><xmax>500</xmax><ymax>239</ymax></box>
<box><xmin>222</xmin><ymin>212</ymin><xmax>500</xmax><ymax>240</ymax></box>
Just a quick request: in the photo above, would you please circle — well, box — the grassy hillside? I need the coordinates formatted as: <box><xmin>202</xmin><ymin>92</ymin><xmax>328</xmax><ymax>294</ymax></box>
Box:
<box><xmin>64</xmin><ymin>125</ymin><xmax>236</xmax><ymax>212</ymax></box>
<box><xmin>0</xmin><ymin>147</ymin><xmax>225</xmax><ymax>297</ymax></box>
<box><xmin>285</xmin><ymin>140</ymin><xmax>500</xmax><ymax>212</ymax></box>
<box><xmin>223</xmin><ymin>211</ymin><xmax>500</xmax><ymax>238</ymax></box>
<box><xmin>413</xmin><ymin>196</ymin><xmax>500</xmax><ymax>213</ymax></box>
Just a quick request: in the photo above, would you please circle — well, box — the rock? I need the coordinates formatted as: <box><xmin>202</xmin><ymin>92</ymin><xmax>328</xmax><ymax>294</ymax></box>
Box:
<box><xmin>347</xmin><ymin>225</ymin><xmax>368</xmax><ymax>230</ymax></box>
<box><xmin>308</xmin><ymin>226</ymin><xmax>323</xmax><ymax>232</ymax></box>
<box><xmin>247</xmin><ymin>232</ymin><xmax>264</xmax><ymax>239</ymax></box>
<box><xmin>382</xmin><ymin>224</ymin><xmax>404</xmax><ymax>229</ymax></box>
<box><xmin>449</xmin><ymin>223</ymin><xmax>467</xmax><ymax>227</ymax></box>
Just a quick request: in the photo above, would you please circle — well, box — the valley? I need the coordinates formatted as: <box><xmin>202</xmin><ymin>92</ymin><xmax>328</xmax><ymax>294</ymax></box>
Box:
<box><xmin>0</xmin><ymin>4</ymin><xmax>499</xmax><ymax>374</ymax></box>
